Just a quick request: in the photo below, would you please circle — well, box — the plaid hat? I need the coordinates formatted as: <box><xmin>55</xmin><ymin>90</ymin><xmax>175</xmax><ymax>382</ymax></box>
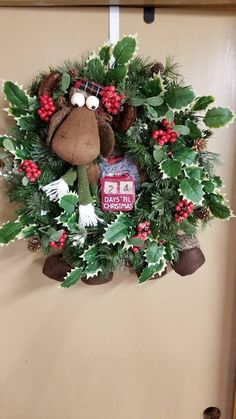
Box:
<box><xmin>74</xmin><ymin>80</ymin><xmax>103</xmax><ymax>97</ymax></box>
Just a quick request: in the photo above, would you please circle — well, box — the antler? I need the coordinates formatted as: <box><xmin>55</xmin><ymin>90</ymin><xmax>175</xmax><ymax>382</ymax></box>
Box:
<box><xmin>112</xmin><ymin>103</ymin><xmax>137</xmax><ymax>133</ymax></box>
<box><xmin>38</xmin><ymin>71</ymin><xmax>61</xmax><ymax>97</ymax></box>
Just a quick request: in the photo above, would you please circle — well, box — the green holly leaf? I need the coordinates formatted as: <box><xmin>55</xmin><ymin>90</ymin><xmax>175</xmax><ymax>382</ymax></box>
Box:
<box><xmin>180</xmin><ymin>178</ymin><xmax>204</xmax><ymax>204</ymax></box>
<box><xmin>164</xmin><ymin>109</ymin><xmax>174</xmax><ymax>122</ymax></box>
<box><xmin>203</xmin><ymin>107</ymin><xmax>234</xmax><ymax>128</ymax></box>
<box><xmin>113</xmin><ymin>35</ymin><xmax>137</xmax><ymax>65</ymax></box>
<box><xmin>16</xmin><ymin>115</ymin><xmax>38</xmax><ymax>131</ymax></box>
<box><xmin>60</xmin><ymin>72</ymin><xmax>71</xmax><ymax>92</ymax></box>
<box><xmin>160</xmin><ymin>159</ymin><xmax>182</xmax><ymax>178</ymax></box>
<box><xmin>145</xmin><ymin>104</ymin><xmax>158</xmax><ymax>121</ymax></box>
<box><xmin>99</xmin><ymin>44</ymin><xmax>112</xmax><ymax>66</ymax></box>
<box><xmin>22</xmin><ymin>176</ymin><xmax>29</xmax><ymax>186</ymax></box>
<box><xmin>59</xmin><ymin>193</ymin><xmax>79</xmax><ymax>215</ymax></box>
<box><xmin>174</xmin><ymin>146</ymin><xmax>197</xmax><ymax>165</ymax></box>
<box><xmin>205</xmin><ymin>193</ymin><xmax>231</xmax><ymax>219</ymax></box>
<box><xmin>186</xmin><ymin>120</ymin><xmax>202</xmax><ymax>139</ymax></box>
<box><xmin>60</xmin><ymin>267</ymin><xmax>83</xmax><ymax>288</ymax></box>
<box><xmin>143</xmin><ymin>76</ymin><xmax>164</xmax><ymax>97</ymax></box>
<box><xmin>3</xmin><ymin>138</ymin><xmax>16</xmax><ymax>153</ymax></box>
<box><xmin>153</xmin><ymin>145</ymin><xmax>167</xmax><ymax>163</ymax></box>
<box><xmin>165</xmin><ymin>87</ymin><xmax>195</xmax><ymax>109</ymax></box>
<box><xmin>106</xmin><ymin>65</ymin><xmax>127</xmax><ymax>83</ymax></box>
<box><xmin>128</xmin><ymin>97</ymin><xmax>146</xmax><ymax>106</ymax></box>
<box><xmin>0</xmin><ymin>218</ymin><xmax>24</xmax><ymax>245</ymax></box>
<box><xmin>145</xmin><ymin>241</ymin><xmax>165</xmax><ymax>265</ymax></box>
<box><xmin>192</xmin><ymin>95</ymin><xmax>215</xmax><ymax>111</ymax></box>
<box><xmin>139</xmin><ymin>259</ymin><xmax>165</xmax><ymax>283</ymax></box>
<box><xmin>103</xmin><ymin>213</ymin><xmax>130</xmax><ymax>245</ymax></box>
<box><xmin>3</xmin><ymin>81</ymin><xmax>29</xmax><ymax>114</ymax></box>
<box><xmin>85</xmin><ymin>57</ymin><xmax>105</xmax><ymax>83</ymax></box>
<box><xmin>83</xmin><ymin>245</ymin><xmax>102</xmax><ymax>278</ymax></box>
<box><xmin>172</xmin><ymin>125</ymin><xmax>190</xmax><ymax>136</ymax></box>
<box><xmin>213</xmin><ymin>176</ymin><xmax>223</xmax><ymax>188</ymax></box>
<box><xmin>49</xmin><ymin>229</ymin><xmax>64</xmax><ymax>242</ymax></box>
<box><xmin>128</xmin><ymin>237</ymin><xmax>144</xmax><ymax>247</ymax></box>
<box><xmin>184</xmin><ymin>166</ymin><xmax>203</xmax><ymax>181</ymax></box>
<box><xmin>202</xmin><ymin>180</ymin><xmax>216</xmax><ymax>193</ymax></box>
<box><xmin>0</xmin><ymin>135</ymin><xmax>15</xmax><ymax>148</ymax></box>
<box><xmin>145</xmin><ymin>96</ymin><xmax>164</xmax><ymax>107</ymax></box>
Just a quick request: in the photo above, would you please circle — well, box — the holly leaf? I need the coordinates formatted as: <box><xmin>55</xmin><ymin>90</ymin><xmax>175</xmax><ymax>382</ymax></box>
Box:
<box><xmin>83</xmin><ymin>245</ymin><xmax>102</xmax><ymax>278</ymax></box>
<box><xmin>203</xmin><ymin>107</ymin><xmax>234</xmax><ymax>128</ymax></box>
<box><xmin>145</xmin><ymin>96</ymin><xmax>163</xmax><ymax>107</ymax></box>
<box><xmin>60</xmin><ymin>267</ymin><xmax>83</xmax><ymax>288</ymax></box>
<box><xmin>22</xmin><ymin>176</ymin><xmax>29</xmax><ymax>186</ymax></box>
<box><xmin>160</xmin><ymin>159</ymin><xmax>182</xmax><ymax>178</ymax></box>
<box><xmin>0</xmin><ymin>135</ymin><xmax>15</xmax><ymax>148</ymax></box>
<box><xmin>49</xmin><ymin>229</ymin><xmax>64</xmax><ymax>242</ymax></box>
<box><xmin>59</xmin><ymin>193</ymin><xmax>79</xmax><ymax>215</ymax></box>
<box><xmin>3</xmin><ymin>81</ymin><xmax>29</xmax><ymax>114</ymax></box>
<box><xmin>180</xmin><ymin>178</ymin><xmax>204</xmax><ymax>204</ymax></box>
<box><xmin>0</xmin><ymin>218</ymin><xmax>24</xmax><ymax>245</ymax></box>
<box><xmin>145</xmin><ymin>104</ymin><xmax>158</xmax><ymax>121</ymax></box>
<box><xmin>106</xmin><ymin>65</ymin><xmax>127</xmax><ymax>83</ymax></box>
<box><xmin>3</xmin><ymin>138</ymin><xmax>16</xmax><ymax>153</ymax></box>
<box><xmin>60</xmin><ymin>72</ymin><xmax>71</xmax><ymax>92</ymax></box>
<box><xmin>145</xmin><ymin>241</ymin><xmax>165</xmax><ymax>265</ymax></box>
<box><xmin>99</xmin><ymin>44</ymin><xmax>112</xmax><ymax>66</ymax></box>
<box><xmin>103</xmin><ymin>213</ymin><xmax>130</xmax><ymax>245</ymax></box>
<box><xmin>174</xmin><ymin>146</ymin><xmax>197</xmax><ymax>165</ymax></box>
<box><xmin>205</xmin><ymin>193</ymin><xmax>231</xmax><ymax>219</ymax></box>
<box><xmin>213</xmin><ymin>176</ymin><xmax>223</xmax><ymax>188</ymax></box>
<box><xmin>184</xmin><ymin>166</ymin><xmax>203</xmax><ymax>181</ymax></box>
<box><xmin>128</xmin><ymin>97</ymin><xmax>146</xmax><ymax>106</ymax></box>
<box><xmin>113</xmin><ymin>35</ymin><xmax>137</xmax><ymax>65</ymax></box>
<box><xmin>165</xmin><ymin>87</ymin><xmax>195</xmax><ymax>109</ymax></box>
<box><xmin>85</xmin><ymin>56</ymin><xmax>105</xmax><ymax>83</ymax></box>
<box><xmin>172</xmin><ymin>125</ymin><xmax>190</xmax><ymax>135</ymax></box>
<box><xmin>139</xmin><ymin>259</ymin><xmax>165</xmax><ymax>283</ymax></box>
<box><xmin>192</xmin><ymin>95</ymin><xmax>215</xmax><ymax>111</ymax></box>
<box><xmin>127</xmin><ymin>237</ymin><xmax>144</xmax><ymax>247</ymax></box>
<box><xmin>16</xmin><ymin>115</ymin><xmax>38</xmax><ymax>131</ymax></box>
<box><xmin>142</xmin><ymin>76</ymin><xmax>164</xmax><ymax>97</ymax></box>
<box><xmin>164</xmin><ymin>109</ymin><xmax>174</xmax><ymax>122</ymax></box>
<box><xmin>202</xmin><ymin>180</ymin><xmax>216</xmax><ymax>193</ymax></box>
<box><xmin>153</xmin><ymin>145</ymin><xmax>167</xmax><ymax>163</ymax></box>
<box><xmin>186</xmin><ymin>120</ymin><xmax>202</xmax><ymax>139</ymax></box>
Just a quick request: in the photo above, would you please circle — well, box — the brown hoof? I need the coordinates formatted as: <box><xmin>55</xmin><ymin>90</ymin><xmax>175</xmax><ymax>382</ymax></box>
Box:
<box><xmin>42</xmin><ymin>255</ymin><xmax>71</xmax><ymax>282</ymax></box>
<box><xmin>82</xmin><ymin>272</ymin><xmax>113</xmax><ymax>285</ymax></box>
<box><xmin>172</xmin><ymin>247</ymin><xmax>205</xmax><ymax>276</ymax></box>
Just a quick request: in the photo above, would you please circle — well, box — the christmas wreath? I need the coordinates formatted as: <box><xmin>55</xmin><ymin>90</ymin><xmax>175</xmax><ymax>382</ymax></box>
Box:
<box><xmin>0</xmin><ymin>35</ymin><xmax>234</xmax><ymax>287</ymax></box>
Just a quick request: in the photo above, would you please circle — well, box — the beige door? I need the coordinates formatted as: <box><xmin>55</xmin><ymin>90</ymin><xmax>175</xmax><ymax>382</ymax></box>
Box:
<box><xmin>0</xmin><ymin>7</ymin><xmax>235</xmax><ymax>419</ymax></box>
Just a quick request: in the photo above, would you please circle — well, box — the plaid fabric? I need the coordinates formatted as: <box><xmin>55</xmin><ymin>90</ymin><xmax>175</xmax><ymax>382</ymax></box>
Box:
<box><xmin>74</xmin><ymin>80</ymin><xmax>103</xmax><ymax>97</ymax></box>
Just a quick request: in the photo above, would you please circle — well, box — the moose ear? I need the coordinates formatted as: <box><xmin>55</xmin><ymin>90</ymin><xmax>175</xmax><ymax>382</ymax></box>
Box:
<box><xmin>97</xmin><ymin>118</ymin><xmax>115</xmax><ymax>158</ymax></box>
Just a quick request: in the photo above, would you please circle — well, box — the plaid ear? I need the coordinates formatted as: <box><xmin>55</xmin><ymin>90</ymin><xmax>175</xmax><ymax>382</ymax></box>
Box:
<box><xmin>74</xmin><ymin>80</ymin><xmax>103</xmax><ymax>97</ymax></box>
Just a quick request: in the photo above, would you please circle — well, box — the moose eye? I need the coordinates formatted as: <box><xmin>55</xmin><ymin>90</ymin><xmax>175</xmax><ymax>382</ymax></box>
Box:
<box><xmin>86</xmin><ymin>95</ymin><xmax>99</xmax><ymax>111</ymax></box>
<box><xmin>71</xmin><ymin>92</ymin><xmax>85</xmax><ymax>107</ymax></box>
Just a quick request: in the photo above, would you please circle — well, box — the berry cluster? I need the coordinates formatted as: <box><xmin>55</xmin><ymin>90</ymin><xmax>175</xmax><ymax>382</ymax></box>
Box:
<box><xmin>174</xmin><ymin>199</ymin><xmax>194</xmax><ymax>222</ymax></box>
<box><xmin>18</xmin><ymin>160</ymin><xmax>42</xmax><ymax>182</ymax></box>
<box><xmin>133</xmin><ymin>221</ymin><xmax>152</xmax><ymax>253</ymax></box>
<box><xmin>100</xmin><ymin>86</ymin><xmax>125</xmax><ymax>115</ymax></box>
<box><xmin>37</xmin><ymin>94</ymin><xmax>56</xmax><ymax>121</ymax></box>
<box><xmin>152</xmin><ymin>119</ymin><xmax>179</xmax><ymax>146</ymax></box>
<box><xmin>49</xmin><ymin>231</ymin><xmax>68</xmax><ymax>249</ymax></box>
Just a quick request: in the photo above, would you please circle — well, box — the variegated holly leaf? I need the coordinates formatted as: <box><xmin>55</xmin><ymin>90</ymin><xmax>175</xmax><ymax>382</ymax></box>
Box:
<box><xmin>85</xmin><ymin>56</ymin><xmax>105</xmax><ymax>83</ymax></box>
<box><xmin>172</xmin><ymin>125</ymin><xmax>190</xmax><ymax>135</ymax></box>
<box><xmin>153</xmin><ymin>145</ymin><xmax>168</xmax><ymax>163</ymax></box>
<box><xmin>0</xmin><ymin>218</ymin><xmax>24</xmax><ymax>245</ymax></box>
<box><xmin>145</xmin><ymin>241</ymin><xmax>165</xmax><ymax>265</ymax></box>
<box><xmin>179</xmin><ymin>178</ymin><xmax>204</xmax><ymax>204</ymax></box>
<box><xmin>139</xmin><ymin>259</ymin><xmax>166</xmax><ymax>283</ymax></box>
<box><xmin>160</xmin><ymin>159</ymin><xmax>182</xmax><ymax>178</ymax></box>
<box><xmin>59</xmin><ymin>193</ymin><xmax>79</xmax><ymax>215</ymax></box>
<box><xmin>165</xmin><ymin>86</ymin><xmax>195</xmax><ymax>109</ymax></box>
<box><xmin>83</xmin><ymin>245</ymin><xmax>102</xmax><ymax>278</ymax></box>
<box><xmin>3</xmin><ymin>81</ymin><xmax>29</xmax><ymax>114</ymax></box>
<box><xmin>202</xmin><ymin>180</ymin><xmax>216</xmax><ymax>193</ymax></box>
<box><xmin>192</xmin><ymin>95</ymin><xmax>215</xmax><ymax>111</ymax></box>
<box><xmin>99</xmin><ymin>43</ymin><xmax>112</xmax><ymax>66</ymax></box>
<box><xmin>173</xmin><ymin>146</ymin><xmax>197</xmax><ymax>165</ymax></box>
<box><xmin>103</xmin><ymin>213</ymin><xmax>130</xmax><ymax>245</ymax></box>
<box><xmin>203</xmin><ymin>107</ymin><xmax>234</xmax><ymax>128</ymax></box>
<box><xmin>113</xmin><ymin>35</ymin><xmax>137</xmax><ymax>65</ymax></box>
<box><xmin>142</xmin><ymin>75</ymin><xmax>165</xmax><ymax>97</ymax></box>
<box><xmin>205</xmin><ymin>193</ymin><xmax>231</xmax><ymax>219</ymax></box>
<box><xmin>184</xmin><ymin>166</ymin><xmax>203</xmax><ymax>181</ymax></box>
<box><xmin>60</xmin><ymin>72</ymin><xmax>71</xmax><ymax>92</ymax></box>
<box><xmin>185</xmin><ymin>120</ymin><xmax>202</xmax><ymax>139</ymax></box>
<box><xmin>60</xmin><ymin>267</ymin><xmax>83</xmax><ymax>288</ymax></box>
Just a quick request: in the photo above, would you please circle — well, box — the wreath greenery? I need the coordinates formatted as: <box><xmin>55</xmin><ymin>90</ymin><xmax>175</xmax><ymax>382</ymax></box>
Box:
<box><xmin>0</xmin><ymin>35</ymin><xmax>234</xmax><ymax>287</ymax></box>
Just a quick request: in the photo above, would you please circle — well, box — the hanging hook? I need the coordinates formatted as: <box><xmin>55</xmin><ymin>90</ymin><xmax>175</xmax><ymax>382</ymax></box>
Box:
<box><xmin>143</xmin><ymin>7</ymin><xmax>155</xmax><ymax>24</ymax></box>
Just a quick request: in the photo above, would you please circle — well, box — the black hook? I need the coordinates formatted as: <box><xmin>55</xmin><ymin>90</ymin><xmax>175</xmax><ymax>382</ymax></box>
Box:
<box><xmin>143</xmin><ymin>7</ymin><xmax>155</xmax><ymax>24</ymax></box>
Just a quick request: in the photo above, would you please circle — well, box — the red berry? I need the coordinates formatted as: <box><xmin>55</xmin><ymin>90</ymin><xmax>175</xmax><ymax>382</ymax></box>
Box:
<box><xmin>133</xmin><ymin>247</ymin><xmax>139</xmax><ymax>253</ymax></box>
<box><xmin>162</xmin><ymin>119</ymin><xmax>168</xmax><ymax>126</ymax></box>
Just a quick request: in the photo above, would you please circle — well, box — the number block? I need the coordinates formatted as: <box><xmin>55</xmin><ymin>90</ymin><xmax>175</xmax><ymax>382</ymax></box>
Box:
<box><xmin>100</xmin><ymin>174</ymin><xmax>136</xmax><ymax>212</ymax></box>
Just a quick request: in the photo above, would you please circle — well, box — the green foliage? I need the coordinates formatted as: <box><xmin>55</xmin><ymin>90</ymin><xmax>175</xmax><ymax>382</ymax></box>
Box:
<box><xmin>203</xmin><ymin>107</ymin><xmax>234</xmax><ymax>128</ymax></box>
<box><xmin>180</xmin><ymin>178</ymin><xmax>204</xmax><ymax>204</ymax></box>
<box><xmin>165</xmin><ymin>87</ymin><xmax>195</xmax><ymax>109</ymax></box>
<box><xmin>3</xmin><ymin>81</ymin><xmax>29</xmax><ymax>114</ymax></box>
<box><xmin>84</xmin><ymin>57</ymin><xmax>105</xmax><ymax>83</ymax></box>
<box><xmin>113</xmin><ymin>35</ymin><xmax>137</xmax><ymax>65</ymax></box>
<box><xmin>145</xmin><ymin>241</ymin><xmax>165</xmax><ymax>265</ymax></box>
<box><xmin>0</xmin><ymin>218</ymin><xmax>24</xmax><ymax>245</ymax></box>
<box><xmin>192</xmin><ymin>96</ymin><xmax>215</xmax><ymax>111</ymax></box>
<box><xmin>205</xmin><ymin>193</ymin><xmax>231</xmax><ymax>219</ymax></box>
<box><xmin>103</xmin><ymin>213</ymin><xmax>130</xmax><ymax>245</ymax></box>
<box><xmin>139</xmin><ymin>259</ymin><xmax>165</xmax><ymax>283</ymax></box>
<box><xmin>59</xmin><ymin>193</ymin><xmax>79</xmax><ymax>214</ymax></box>
<box><xmin>60</xmin><ymin>267</ymin><xmax>83</xmax><ymax>288</ymax></box>
<box><xmin>160</xmin><ymin>159</ymin><xmax>182</xmax><ymax>178</ymax></box>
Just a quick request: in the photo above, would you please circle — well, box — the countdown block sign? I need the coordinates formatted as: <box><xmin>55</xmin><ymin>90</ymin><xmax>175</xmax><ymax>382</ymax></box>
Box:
<box><xmin>100</xmin><ymin>174</ymin><xmax>136</xmax><ymax>212</ymax></box>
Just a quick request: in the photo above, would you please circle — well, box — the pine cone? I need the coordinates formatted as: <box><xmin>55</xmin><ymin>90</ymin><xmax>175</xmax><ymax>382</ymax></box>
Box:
<box><xmin>193</xmin><ymin>138</ymin><xmax>207</xmax><ymax>152</ymax></box>
<box><xmin>150</xmin><ymin>61</ymin><xmax>165</xmax><ymax>75</ymax></box>
<box><xmin>194</xmin><ymin>207</ymin><xmax>211</xmax><ymax>221</ymax></box>
<box><xmin>27</xmin><ymin>237</ymin><xmax>41</xmax><ymax>253</ymax></box>
<box><xmin>68</xmin><ymin>68</ymin><xmax>78</xmax><ymax>79</ymax></box>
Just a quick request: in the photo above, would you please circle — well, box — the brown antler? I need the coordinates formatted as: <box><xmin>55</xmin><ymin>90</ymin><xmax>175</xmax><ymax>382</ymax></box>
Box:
<box><xmin>112</xmin><ymin>103</ymin><xmax>137</xmax><ymax>133</ymax></box>
<box><xmin>38</xmin><ymin>71</ymin><xmax>62</xmax><ymax>97</ymax></box>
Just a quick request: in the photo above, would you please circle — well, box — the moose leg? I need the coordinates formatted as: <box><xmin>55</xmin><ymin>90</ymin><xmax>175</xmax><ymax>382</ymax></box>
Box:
<box><xmin>77</xmin><ymin>165</ymin><xmax>99</xmax><ymax>227</ymax></box>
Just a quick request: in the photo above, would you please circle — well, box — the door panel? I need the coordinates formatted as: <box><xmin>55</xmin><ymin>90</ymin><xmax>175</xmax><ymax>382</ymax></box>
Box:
<box><xmin>0</xmin><ymin>7</ymin><xmax>235</xmax><ymax>419</ymax></box>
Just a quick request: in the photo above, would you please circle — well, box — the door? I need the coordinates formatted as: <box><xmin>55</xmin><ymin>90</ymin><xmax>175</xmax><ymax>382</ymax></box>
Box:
<box><xmin>0</xmin><ymin>6</ymin><xmax>235</xmax><ymax>419</ymax></box>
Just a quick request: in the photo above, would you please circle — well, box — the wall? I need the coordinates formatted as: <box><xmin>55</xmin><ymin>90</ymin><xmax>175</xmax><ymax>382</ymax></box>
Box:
<box><xmin>0</xmin><ymin>7</ymin><xmax>235</xmax><ymax>419</ymax></box>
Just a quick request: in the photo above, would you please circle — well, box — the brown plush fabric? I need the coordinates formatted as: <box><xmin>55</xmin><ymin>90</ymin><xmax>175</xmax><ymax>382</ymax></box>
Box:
<box><xmin>87</xmin><ymin>162</ymin><xmax>100</xmax><ymax>185</ymax></box>
<box><xmin>97</xmin><ymin>117</ymin><xmax>115</xmax><ymax>158</ymax></box>
<box><xmin>51</xmin><ymin>107</ymin><xmax>100</xmax><ymax>165</ymax></box>
<box><xmin>203</xmin><ymin>407</ymin><xmax>221</xmax><ymax>419</ymax></box>
<box><xmin>38</xmin><ymin>71</ymin><xmax>61</xmax><ymax>97</ymax></box>
<box><xmin>112</xmin><ymin>104</ymin><xmax>137</xmax><ymax>133</ymax></box>
<box><xmin>172</xmin><ymin>248</ymin><xmax>205</xmax><ymax>276</ymax></box>
<box><xmin>82</xmin><ymin>272</ymin><xmax>113</xmax><ymax>285</ymax></box>
<box><xmin>42</xmin><ymin>255</ymin><xmax>71</xmax><ymax>282</ymax></box>
<box><xmin>47</xmin><ymin>106</ymin><xmax>71</xmax><ymax>146</ymax></box>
